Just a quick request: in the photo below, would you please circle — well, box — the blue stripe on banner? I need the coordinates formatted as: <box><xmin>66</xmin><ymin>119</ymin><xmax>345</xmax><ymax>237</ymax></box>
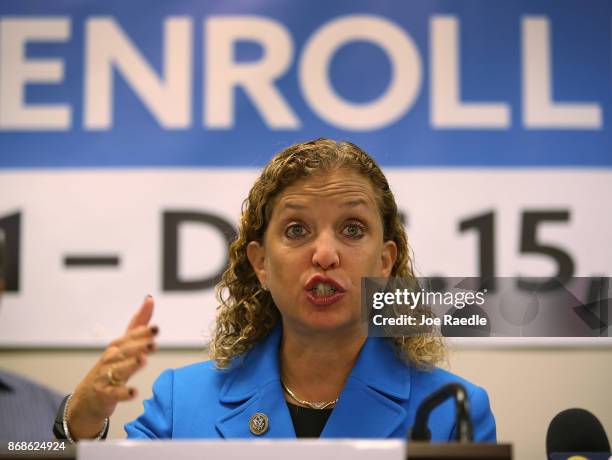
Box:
<box><xmin>0</xmin><ymin>0</ymin><xmax>610</xmax><ymax>167</ymax></box>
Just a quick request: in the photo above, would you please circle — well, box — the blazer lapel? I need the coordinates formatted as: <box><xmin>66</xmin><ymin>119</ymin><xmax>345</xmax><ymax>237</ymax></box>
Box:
<box><xmin>215</xmin><ymin>326</ymin><xmax>295</xmax><ymax>438</ymax></box>
<box><xmin>321</xmin><ymin>337</ymin><xmax>411</xmax><ymax>438</ymax></box>
<box><xmin>215</xmin><ymin>327</ymin><xmax>411</xmax><ymax>439</ymax></box>
<box><xmin>215</xmin><ymin>380</ymin><xmax>296</xmax><ymax>438</ymax></box>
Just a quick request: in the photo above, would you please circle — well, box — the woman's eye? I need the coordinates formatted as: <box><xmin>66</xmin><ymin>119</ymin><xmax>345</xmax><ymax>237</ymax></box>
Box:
<box><xmin>343</xmin><ymin>222</ymin><xmax>365</xmax><ymax>239</ymax></box>
<box><xmin>285</xmin><ymin>224</ymin><xmax>307</xmax><ymax>238</ymax></box>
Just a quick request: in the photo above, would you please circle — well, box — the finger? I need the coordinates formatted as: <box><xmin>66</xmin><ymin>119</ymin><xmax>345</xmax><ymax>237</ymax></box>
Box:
<box><xmin>104</xmin><ymin>355</ymin><xmax>145</xmax><ymax>385</ymax></box>
<box><xmin>102</xmin><ymin>345</ymin><xmax>127</xmax><ymax>364</ymax></box>
<box><xmin>111</xmin><ymin>324</ymin><xmax>159</xmax><ymax>348</ymax></box>
<box><xmin>127</xmin><ymin>324</ymin><xmax>159</xmax><ymax>341</ymax></box>
<box><xmin>94</xmin><ymin>380</ymin><xmax>138</xmax><ymax>402</ymax></box>
<box><xmin>122</xmin><ymin>337</ymin><xmax>157</xmax><ymax>357</ymax></box>
<box><xmin>103</xmin><ymin>339</ymin><xmax>155</xmax><ymax>365</ymax></box>
<box><xmin>126</xmin><ymin>295</ymin><xmax>154</xmax><ymax>332</ymax></box>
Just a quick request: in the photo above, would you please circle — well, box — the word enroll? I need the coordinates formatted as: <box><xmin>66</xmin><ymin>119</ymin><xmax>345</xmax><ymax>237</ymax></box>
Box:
<box><xmin>0</xmin><ymin>15</ymin><xmax>601</xmax><ymax>131</ymax></box>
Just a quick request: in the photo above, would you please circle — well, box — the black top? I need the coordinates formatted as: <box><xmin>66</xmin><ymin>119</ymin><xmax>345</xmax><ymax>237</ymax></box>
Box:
<box><xmin>286</xmin><ymin>401</ymin><xmax>333</xmax><ymax>438</ymax></box>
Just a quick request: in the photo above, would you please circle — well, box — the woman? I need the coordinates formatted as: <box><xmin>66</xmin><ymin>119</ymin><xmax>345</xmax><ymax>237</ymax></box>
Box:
<box><xmin>57</xmin><ymin>138</ymin><xmax>496</xmax><ymax>441</ymax></box>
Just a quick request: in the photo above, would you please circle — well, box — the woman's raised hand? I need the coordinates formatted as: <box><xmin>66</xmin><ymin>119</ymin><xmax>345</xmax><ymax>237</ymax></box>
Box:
<box><xmin>66</xmin><ymin>295</ymin><xmax>158</xmax><ymax>440</ymax></box>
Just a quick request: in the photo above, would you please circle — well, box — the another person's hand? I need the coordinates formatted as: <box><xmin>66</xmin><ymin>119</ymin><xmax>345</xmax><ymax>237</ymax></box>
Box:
<box><xmin>66</xmin><ymin>295</ymin><xmax>158</xmax><ymax>440</ymax></box>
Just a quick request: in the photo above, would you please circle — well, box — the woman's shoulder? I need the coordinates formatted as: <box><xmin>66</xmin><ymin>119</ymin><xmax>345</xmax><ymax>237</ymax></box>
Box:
<box><xmin>151</xmin><ymin>358</ymin><xmax>242</xmax><ymax>393</ymax></box>
<box><xmin>160</xmin><ymin>357</ymin><xmax>225</xmax><ymax>376</ymax></box>
<box><xmin>172</xmin><ymin>358</ymin><xmax>220</xmax><ymax>377</ymax></box>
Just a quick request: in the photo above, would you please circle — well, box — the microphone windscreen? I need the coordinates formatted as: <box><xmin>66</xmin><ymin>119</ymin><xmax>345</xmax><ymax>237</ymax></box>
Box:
<box><xmin>546</xmin><ymin>408</ymin><xmax>610</xmax><ymax>456</ymax></box>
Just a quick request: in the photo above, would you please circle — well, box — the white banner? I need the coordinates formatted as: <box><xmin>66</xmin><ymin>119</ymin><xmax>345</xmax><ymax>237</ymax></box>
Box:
<box><xmin>1</xmin><ymin>170</ymin><xmax>609</xmax><ymax>347</ymax></box>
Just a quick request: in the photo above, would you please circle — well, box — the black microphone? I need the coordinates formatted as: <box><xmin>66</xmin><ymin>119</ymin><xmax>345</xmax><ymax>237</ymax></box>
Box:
<box><xmin>409</xmin><ymin>383</ymin><xmax>473</xmax><ymax>442</ymax></box>
<box><xmin>546</xmin><ymin>408</ymin><xmax>610</xmax><ymax>457</ymax></box>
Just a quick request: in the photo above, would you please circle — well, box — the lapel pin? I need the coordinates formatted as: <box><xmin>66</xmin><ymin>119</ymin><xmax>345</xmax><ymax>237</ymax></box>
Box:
<box><xmin>249</xmin><ymin>412</ymin><xmax>269</xmax><ymax>436</ymax></box>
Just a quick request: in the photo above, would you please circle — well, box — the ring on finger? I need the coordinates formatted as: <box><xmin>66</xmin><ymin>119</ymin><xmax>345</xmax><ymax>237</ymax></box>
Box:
<box><xmin>107</xmin><ymin>364</ymin><xmax>123</xmax><ymax>386</ymax></box>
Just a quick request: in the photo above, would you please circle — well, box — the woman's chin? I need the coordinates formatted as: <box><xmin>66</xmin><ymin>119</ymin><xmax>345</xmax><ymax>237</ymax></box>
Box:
<box><xmin>298</xmin><ymin>310</ymin><xmax>363</xmax><ymax>334</ymax></box>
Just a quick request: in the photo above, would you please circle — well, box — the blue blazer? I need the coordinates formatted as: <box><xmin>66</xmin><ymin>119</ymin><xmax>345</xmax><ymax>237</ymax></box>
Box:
<box><xmin>125</xmin><ymin>326</ymin><xmax>496</xmax><ymax>441</ymax></box>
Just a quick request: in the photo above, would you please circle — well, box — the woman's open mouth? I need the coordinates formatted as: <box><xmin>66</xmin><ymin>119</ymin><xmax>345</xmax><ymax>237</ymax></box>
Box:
<box><xmin>304</xmin><ymin>276</ymin><xmax>347</xmax><ymax>306</ymax></box>
<box><xmin>311</xmin><ymin>283</ymin><xmax>337</xmax><ymax>297</ymax></box>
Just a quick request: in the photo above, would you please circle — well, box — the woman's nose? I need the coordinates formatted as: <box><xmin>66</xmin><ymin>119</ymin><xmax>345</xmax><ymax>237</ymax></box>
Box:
<box><xmin>311</xmin><ymin>231</ymin><xmax>340</xmax><ymax>270</ymax></box>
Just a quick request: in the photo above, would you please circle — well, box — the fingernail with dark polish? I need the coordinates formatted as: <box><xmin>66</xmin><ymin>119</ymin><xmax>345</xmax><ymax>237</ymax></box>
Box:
<box><xmin>150</xmin><ymin>325</ymin><xmax>159</xmax><ymax>336</ymax></box>
<box><xmin>147</xmin><ymin>342</ymin><xmax>155</xmax><ymax>351</ymax></box>
<box><xmin>129</xmin><ymin>388</ymin><xmax>135</xmax><ymax>397</ymax></box>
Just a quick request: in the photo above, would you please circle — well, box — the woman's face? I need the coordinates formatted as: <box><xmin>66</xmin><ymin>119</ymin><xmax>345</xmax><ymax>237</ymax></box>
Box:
<box><xmin>247</xmin><ymin>169</ymin><xmax>397</xmax><ymax>336</ymax></box>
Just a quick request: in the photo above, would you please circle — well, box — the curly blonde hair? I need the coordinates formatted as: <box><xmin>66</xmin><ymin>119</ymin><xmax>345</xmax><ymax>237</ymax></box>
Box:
<box><xmin>211</xmin><ymin>138</ymin><xmax>445</xmax><ymax>369</ymax></box>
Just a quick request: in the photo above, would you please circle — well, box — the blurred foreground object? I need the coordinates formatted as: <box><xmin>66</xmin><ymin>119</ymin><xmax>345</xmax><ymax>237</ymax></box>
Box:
<box><xmin>546</xmin><ymin>408</ymin><xmax>610</xmax><ymax>457</ymax></box>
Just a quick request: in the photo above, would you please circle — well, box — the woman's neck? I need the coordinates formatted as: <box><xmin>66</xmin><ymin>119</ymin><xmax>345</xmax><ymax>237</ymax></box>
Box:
<box><xmin>279</xmin><ymin>324</ymin><xmax>367</xmax><ymax>404</ymax></box>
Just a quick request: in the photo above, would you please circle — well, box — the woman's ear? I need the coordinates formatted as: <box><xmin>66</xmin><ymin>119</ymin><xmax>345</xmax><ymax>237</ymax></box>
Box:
<box><xmin>381</xmin><ymin>240</ymin><xmax>397</xmax><ymax>277</ymax></box>
<box><xmin>246</xmin><ymin>241</ymin><xmax>266</xmax><ymax>285</ymax></box>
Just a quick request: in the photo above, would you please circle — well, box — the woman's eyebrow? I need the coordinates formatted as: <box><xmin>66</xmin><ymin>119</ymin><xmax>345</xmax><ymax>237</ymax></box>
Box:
<box><xmin>278</xmin><ymin>198</ymin><xmax>369</xmax><ymax>211</ymax></box>
<box><xmin>279</xmin><ymin>201</ymin><xmax>307</xmax><ymax>211</ymax></box>
<box><xmin>341</xmin><ymin>199</ymin><xmax>369</xmax><ymax>208</ymax></box>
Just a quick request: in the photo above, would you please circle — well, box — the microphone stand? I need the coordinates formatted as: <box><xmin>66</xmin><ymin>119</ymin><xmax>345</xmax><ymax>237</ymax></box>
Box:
<box><xmin>409</xmin><ymin>383</ymin><xmax>474</xmax><ymax>443</ymax></box>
